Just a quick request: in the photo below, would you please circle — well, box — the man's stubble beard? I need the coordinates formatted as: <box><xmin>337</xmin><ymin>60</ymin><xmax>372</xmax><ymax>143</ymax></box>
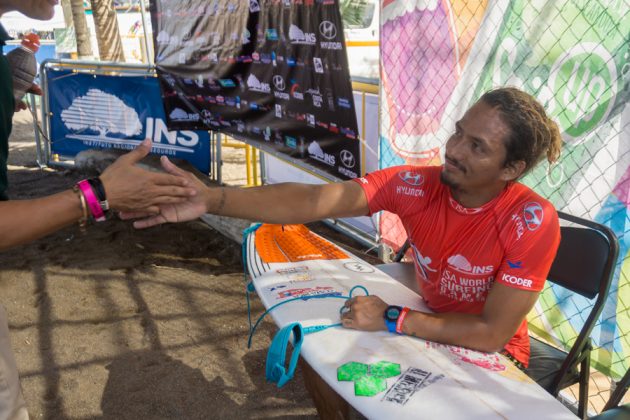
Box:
<box><xmin>440</xmin><ymin>170</ymin><xmax>460</xmax><ymax>190</ymax></box>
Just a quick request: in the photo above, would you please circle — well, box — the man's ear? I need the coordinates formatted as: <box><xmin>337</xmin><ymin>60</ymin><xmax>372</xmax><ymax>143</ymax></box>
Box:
<box><xmin>501</xmin><ymin>160</ymin><xmax>526</xmax><ymax>182</ymax></box>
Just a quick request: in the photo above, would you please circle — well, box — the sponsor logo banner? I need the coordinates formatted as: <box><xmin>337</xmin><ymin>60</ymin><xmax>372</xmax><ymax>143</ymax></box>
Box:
<box><xmin>151</xmin><ymin>0</ymin><xmax>360</xmax><ymax>180</ymax></box>
<box><xmin>47</xmin><ymin>69</ymin><xmax>211</xmax><ymax>173</ymax></box>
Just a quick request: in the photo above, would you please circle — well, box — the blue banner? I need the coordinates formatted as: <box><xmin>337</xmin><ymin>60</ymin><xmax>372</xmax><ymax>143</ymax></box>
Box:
<box><xmin>47</xmin><ymin>69</ymin><xmax>211</xmax><ymax>174</ymax></box>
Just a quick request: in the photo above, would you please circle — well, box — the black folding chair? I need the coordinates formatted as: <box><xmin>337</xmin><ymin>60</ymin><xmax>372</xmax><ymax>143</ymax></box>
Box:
<box><xmin>387</xmin><ymin>211</ymin><xmax>619</xmax><ymax>419</ymax></box>
<box><xmin>601</xmin><ymin>368</ymin><xmax>630</xmax><ymax>414</ymax></box>
<box><xmin>523</xmin><ymin>211</ymin><xmax>618</xmax><ymax>419</ymax></box>
<box><xmin>591</xmin><ymin>404</ymin><xmax>630</xmax><ymax>420</ymax></box>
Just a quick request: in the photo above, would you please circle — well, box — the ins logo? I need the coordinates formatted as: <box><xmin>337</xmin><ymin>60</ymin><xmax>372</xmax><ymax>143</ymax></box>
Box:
<box><xmin>340</xmin><ymin>150</ymin><xmax>355</xmax><ymax>168</ymax></box>
<box><xmin>398</xmin><ymin>170</ymin><xmax>424</xmax><ymax>186</ymax></box>
<box><xmin>523</xmin><ymin>202</ymin><xmax>543</xmax><ymax>231</ymax></box>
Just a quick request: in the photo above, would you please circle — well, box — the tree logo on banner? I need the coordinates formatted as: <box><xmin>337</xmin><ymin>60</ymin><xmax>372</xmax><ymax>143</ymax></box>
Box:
<box><xmin>289</xmin><ymin>24</ymin><xmax>316</xmax><ymax>45</ymax></box>
<box><xmin>61</xmin><ymin>89</ymin><xmax>142</xmax><ymax>137</ymax></box>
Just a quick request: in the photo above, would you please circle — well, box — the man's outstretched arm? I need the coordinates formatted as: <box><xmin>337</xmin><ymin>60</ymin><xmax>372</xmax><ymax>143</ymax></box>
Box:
<box><xmin>121</xmin><ymin>156</ymin><xmax>370</xmax><ymax>228</ymax></box>
<box><xmin>203</xmin><ymin>181</ymin><xmax>369</xmax><ymax>223</ymax></box>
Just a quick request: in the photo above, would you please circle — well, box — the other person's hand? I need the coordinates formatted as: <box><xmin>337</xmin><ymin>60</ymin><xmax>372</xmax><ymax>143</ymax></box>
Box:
<box><xmin>14</xmin><ymin>83</ymin><xmax>43</xmax><ymax>112</ymax></box>
<box><xmin>118</xmin><ymin>154</ymin><xmax>208</xmax><ymax>228</ymax></box>
<box><xmin>100</xmin><ymin>139</ymin><xmax>197</xmax><ymax>212</ymax></box>
<box><xmin>341</xmin><ymin>295</ymin><xmax>389</xmax><ymax>331</ymax></box>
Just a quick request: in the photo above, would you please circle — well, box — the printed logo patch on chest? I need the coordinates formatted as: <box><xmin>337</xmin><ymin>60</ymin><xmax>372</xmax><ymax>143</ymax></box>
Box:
<box><xmin>523</xmin><ymin>202</ymin><xmax>544</xmax><ymax>231</ymax></box>
<box><xmin>437</xmin><ymin>254</ymin><xmax>495</xmax><ymax>303</ymax></box>
<box><xmin>447</xmin><ymin>254</ymin><xmax>493</xmax><ymax>275</ymax></box>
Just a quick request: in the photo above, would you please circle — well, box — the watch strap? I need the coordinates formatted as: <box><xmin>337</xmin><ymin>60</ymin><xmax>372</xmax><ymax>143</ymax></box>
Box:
<box><xmin>385</xmin><ymin>317</ymin><xmax>397</xmax><ymax>333</ymax></box>
<box><xmin>384</xmin><ymin>305</ymin><xmax>402</xmax><ymax>334</ymax></box>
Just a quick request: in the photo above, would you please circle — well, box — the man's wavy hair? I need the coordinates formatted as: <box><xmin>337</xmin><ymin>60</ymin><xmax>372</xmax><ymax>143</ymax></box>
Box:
<box><xmin>480</xmin><ymin>87</ymin><xmax>562</xmax><ymax>176</ymax></box>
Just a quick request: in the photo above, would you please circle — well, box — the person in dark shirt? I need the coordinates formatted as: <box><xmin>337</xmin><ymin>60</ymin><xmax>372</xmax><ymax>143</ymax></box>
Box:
<box><xmin>0</xmin><ymin>2</ymin><xmax>197</xmax><ymax>418</ymax></box>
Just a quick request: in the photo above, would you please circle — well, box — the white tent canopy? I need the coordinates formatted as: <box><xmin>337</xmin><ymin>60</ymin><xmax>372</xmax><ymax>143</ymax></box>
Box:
<box><xmin>0</xmin><ymin>6</ymin><xmax>65</xmax><ymax>34</ymax></box>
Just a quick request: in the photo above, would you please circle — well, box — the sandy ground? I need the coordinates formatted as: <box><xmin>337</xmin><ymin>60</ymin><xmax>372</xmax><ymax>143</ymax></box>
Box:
<box><xmin>0</xmin><ymin>110</ymin><xmax>379</xmax><ymax>419</ymax></box>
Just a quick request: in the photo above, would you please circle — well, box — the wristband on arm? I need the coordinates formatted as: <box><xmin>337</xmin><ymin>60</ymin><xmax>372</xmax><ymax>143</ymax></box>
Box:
<box><xmin>76</xmin><ymin>180</ymin><xmax>106</xmax><ymax>222</ymax></box>
<box><xmin>384</xmin><ymin>305</ymin><xmax>410</xmax><ymax>334</ymax></box>
<box><xmin>396</xmin><ymin>307</ymin><xmax>411</xmax><ymax>334</ymax></box>
<box><xmin>72</xmin><ymin>186</ymin><xmax>89</xmax><ymax>232</ymax></box>
<box><xmin>87</xmin><ymin>177</ymin><xmax>109</xmax><ymax>211</ymax></box>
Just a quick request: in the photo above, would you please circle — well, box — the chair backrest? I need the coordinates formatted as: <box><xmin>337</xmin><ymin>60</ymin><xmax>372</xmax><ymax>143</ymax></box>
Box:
<box><xmin>547</xmin><ymin>211</ymin><xmax>618</xmax><ymax>299</ymax></box>
<box><xmin>545</xmin><ymin>211</ymin><xmax>619</xmax><ymax>394</ymax></box>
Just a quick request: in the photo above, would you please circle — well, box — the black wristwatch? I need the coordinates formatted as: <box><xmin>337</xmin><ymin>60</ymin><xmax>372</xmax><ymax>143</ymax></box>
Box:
<box><xmin>384</xmin><ymin>305</ymin><xmax>403</xmax><ymax>333</ymax></box>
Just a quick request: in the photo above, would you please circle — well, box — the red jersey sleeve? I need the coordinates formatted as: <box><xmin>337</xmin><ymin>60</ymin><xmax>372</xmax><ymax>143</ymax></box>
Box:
<box><xmin>353</xmin><ymin>166</ymin><xmax>407</xmax><ymax>216</ymax></box>
<box><xmin>496</xmin><ymin>200</ymin><xmax>561</xmax><ymax>292</ymax></box>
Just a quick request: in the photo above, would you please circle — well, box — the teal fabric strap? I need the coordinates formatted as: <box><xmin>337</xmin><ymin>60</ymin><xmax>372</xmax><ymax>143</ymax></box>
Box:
<box><xmin>265</xmin><ymin>322</ymin><xmax>343</xmax><ymax>387</ymax></box>
<box><xmin>242</xmin><ymin>225</ymin><xmax>371</xmax><ymax>388</ymax></box>
<box><xmin>266</xmin><ymin>322</ymin><xmax>304</xmax><ymax>387</ymax></box>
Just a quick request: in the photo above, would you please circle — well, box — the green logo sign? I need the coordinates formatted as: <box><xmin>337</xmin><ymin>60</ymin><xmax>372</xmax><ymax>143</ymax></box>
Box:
<box><xmin>550</xmin><ymin>44</ymin><xmax>617</xmax><ymax>141</ymax></box>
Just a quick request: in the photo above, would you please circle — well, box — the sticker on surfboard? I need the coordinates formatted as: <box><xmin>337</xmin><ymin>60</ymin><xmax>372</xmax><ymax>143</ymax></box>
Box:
<box><xmin>337</xmin><ymin>361</ymin><xmax>401</xmax><ymax>397</ymax></box>
<box><xmin>382</xmin><ymin>367</ymin><xmax>444</xmax><ymax>405</ymax></box>
<box><xmin>275</xmin><ymin>286</ymin><xmax>342</xmax><ymax>300</ymax></box>
<box><xmin>343</xmin><ymin>262</ymin><xmax>376</xmax><ymax>273</ymax></box>
<box><xmin>275</xmin><ymin>266</ymin><xmax>314</xmax><ymax>282</ymax></box>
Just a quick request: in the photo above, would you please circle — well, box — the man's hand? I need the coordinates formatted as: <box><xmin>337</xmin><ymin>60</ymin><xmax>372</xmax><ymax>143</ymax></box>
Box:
<box><xmin>99</xmin><ymin>139</ymin><xmax>197</xmax><ymax>213</ymax></box>
<box><xmin>118</xmin><ymin>154</ymin><xmax>209</xmax><ymax>228</ymax></box>
<box><xmin>14</xmin><ymin>83</ymin><xmax>43</xmax><ymax>112</ymax></box>
<box><xmin>341</xmin><ymin>295</ymin><xmax>389</xmax><ymax>332</ymax></box>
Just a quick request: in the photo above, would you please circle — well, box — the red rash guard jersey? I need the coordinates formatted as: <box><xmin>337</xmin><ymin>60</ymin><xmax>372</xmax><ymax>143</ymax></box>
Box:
<box><xmin>354</xmin><ymin>165</ymin><xmax>560</xmax><ymax>366</ymax></box>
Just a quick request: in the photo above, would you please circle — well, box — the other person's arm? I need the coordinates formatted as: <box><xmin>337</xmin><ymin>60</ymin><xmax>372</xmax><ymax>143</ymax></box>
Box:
<box><xmin>0</xmin><ymin>140</ymin><xmax>195</xmax><ymax>251</ymax></box>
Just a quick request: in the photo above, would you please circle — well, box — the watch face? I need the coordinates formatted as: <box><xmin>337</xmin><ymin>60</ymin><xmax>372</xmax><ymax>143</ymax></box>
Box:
<box><xmin>385</xmin><ymin>306</ymin><xmax>401</xmax><ymax>321</ymax></box>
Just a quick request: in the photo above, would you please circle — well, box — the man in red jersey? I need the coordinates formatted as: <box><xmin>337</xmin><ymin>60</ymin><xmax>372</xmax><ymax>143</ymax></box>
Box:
<box><xmin>341</xmin><ymin>90</ymin><xmax>562</xmax><ymax>368</ymax></box>
<box><xmin>123</xmin><ymin>87</ymin><xmax>563</xmax><ymax>417</ymax></box>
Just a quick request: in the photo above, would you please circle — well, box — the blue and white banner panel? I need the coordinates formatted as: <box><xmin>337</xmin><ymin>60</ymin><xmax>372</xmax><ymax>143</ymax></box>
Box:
<box><xmin>47</xmin><ymin>69</ymin><xmax>211</xmax><ymax>174</ymax></box>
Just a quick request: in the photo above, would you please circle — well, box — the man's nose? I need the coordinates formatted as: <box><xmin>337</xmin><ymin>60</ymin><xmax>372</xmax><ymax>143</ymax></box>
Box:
<box><xmin>447</xmin><ymin>137</ymin><xmax>465</xmax><ymax>160</ymax></box>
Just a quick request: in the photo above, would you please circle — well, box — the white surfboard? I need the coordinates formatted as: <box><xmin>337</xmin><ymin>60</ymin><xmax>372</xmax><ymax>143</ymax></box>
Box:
<box><xmin>245</xmin><ymin>224</ymin><xmax>576</xmax><ymax>420</ymax></box>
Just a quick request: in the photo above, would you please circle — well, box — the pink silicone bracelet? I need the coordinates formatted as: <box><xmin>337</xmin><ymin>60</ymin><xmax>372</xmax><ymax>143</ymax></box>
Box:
<box><xmin>396</xmin><ymin>307</ymin><xmax>410</xmax><ymax>334</ymax></box>
<box><xmin>77</xmin><ymin>180</ymin><xmax>106</xmax><ymax>222</ymax></box>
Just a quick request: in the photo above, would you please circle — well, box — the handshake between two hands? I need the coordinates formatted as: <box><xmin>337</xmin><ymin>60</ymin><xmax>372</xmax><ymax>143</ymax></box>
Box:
<box><xmin>99</xmin><ymin>138</ymin><xmax>210</xmax><ymax>229</ymax></box>
<box><xmin>21</xmin><ymin>86</ymin><xmax>206</xmax><ymax>228</ymax></box>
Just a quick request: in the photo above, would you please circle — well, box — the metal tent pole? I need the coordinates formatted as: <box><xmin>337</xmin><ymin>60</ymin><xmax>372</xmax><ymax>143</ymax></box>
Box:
<box><xmin>138</xmin><ymin>0</ymin><xmax>153</xmax><ymax>64</ymax></box>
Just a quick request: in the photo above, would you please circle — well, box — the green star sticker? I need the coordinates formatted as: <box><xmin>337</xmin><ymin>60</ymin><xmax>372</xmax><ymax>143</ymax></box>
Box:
<box><xmin>337</xmin><ymin>361</ymin><xmax>401</xmax><ymax>397</ymax></box>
